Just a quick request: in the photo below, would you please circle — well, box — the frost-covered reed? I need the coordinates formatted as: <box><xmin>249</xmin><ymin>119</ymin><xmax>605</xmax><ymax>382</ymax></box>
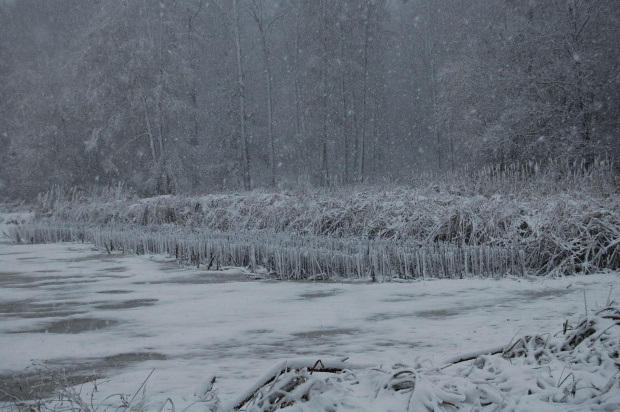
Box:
<box><xmin>9</xmin><ymin>224</ymin><xmax>527</xmax><ymax>280</ymax></box>
<box><xmin>13</xmin><ymin>159</ymin><xmax>619</xmax><ymax>279</ymax></box>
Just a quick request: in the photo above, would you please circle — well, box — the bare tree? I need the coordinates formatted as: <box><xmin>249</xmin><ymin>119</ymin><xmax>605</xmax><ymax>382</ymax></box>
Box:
<box><xmin>249</xmin><ymin>0</ymin><xmax>291</xmax><ymax>187</ymax></box>
<box><xmin>212</xmin><ymin>0</ymin><xmax>251</xmax><ymax>190</ymax></box>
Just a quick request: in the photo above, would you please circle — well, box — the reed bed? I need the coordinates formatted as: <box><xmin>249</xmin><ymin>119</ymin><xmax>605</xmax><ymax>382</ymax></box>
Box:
<box><xmin>11</xmin><ymin>159</ymin><xmax>619</xmax><ymax>279</ymax></box>
<box><xmin>4</xmin><ymin>222</ymin><xmax>558</xmax><ymax>280</ymax></box>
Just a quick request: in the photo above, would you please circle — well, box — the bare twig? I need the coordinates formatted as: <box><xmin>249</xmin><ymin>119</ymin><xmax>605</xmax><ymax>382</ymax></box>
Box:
<box><xmin>124</xmin><ymin>369</ymin><xmax>155</xmax><ymax>410</ymax></box>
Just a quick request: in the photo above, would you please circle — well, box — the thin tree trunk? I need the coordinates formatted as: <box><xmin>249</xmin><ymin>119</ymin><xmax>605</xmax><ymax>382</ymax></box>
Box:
<box><xmin>249</xmin><ymin>0</ymin><xmax>277</xmax><ymax>187</ymax></box>
<box><xmin>258</xmin><ymin>26</ymin><xmax>276</xmax><ymax>187</ymax></box>
<box><xmin>187</xmin><ymin>3</ymin><xmax>203</xmax><ymax>189</ymax></box>
<box><xmin>187</xmin><ymin>3</ymin><xmax>203</xmax><ymax>147</ymax></box>
<box><xmin>320</xmin><ymin>0</ymin><xmax>329</xmax><ymax>186</ymax></box>
<box><xmin>293</xmin><ymin>4</ymin><xmax>305</xmax><ymax>139</ymax></box>
<box><xmin>140</xmin><ymin>0</ymin><xmax>158</xmax><ymax>169</ymax></box>
<box><xmin>265</xmin><ymin>57</ymin><xmax>276</xmax><ymax>186</ymax></box>
<box><xmin>430</xmin><ymin>58</ymin><xmax>441</xmax><ymax>170</ymax></box>
<box><xmin>351</xmin><ymin>88</ymin><xmax>358</xmax><ymax>180</ymax></box>
<box><xmin>156</xmin><ymin>3</ymin><xmax>168</xmax><ymax>193</ymax></box>
<box><xmin>358</xmin><ymin>3</ymin><xmax>371</xmax><ymax>183</ymax></box>
<box><xmin>372</xmin><ymin>97</ymin><xmax>378</xmax><ymax>180</ymax></box>
<box><xmin>340</xmin><ymin>26</ymin><xmax>349</xmax><ymax>183</ymax></box>
<box><xmin>449</xmin><ymin>122</ymin><xmax>455</xmax><ymax>172</ymax></box>
<box><xmin>232</xmin><ymin>0</ymin><xmax>251</xmax><ymax>190</ymax></box>
<box><xmin>568</xmin><ymin>2</ymin><xmax>592</xmax><ymax>142</ymax></box>
<box><xmin>423</xmin><ymin>0</ymin><xmax>442</xmax><ymax>171</ymax></box>
<box><xmin>142</xmin><ymin>96</ymin><xmax>158</xmax><ymax>167</ymax></box>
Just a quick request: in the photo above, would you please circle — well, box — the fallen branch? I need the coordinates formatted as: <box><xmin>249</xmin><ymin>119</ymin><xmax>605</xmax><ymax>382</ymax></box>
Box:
<box><xmin>221</xmin><ymin>357</ymin><xmax>374</xmax><ymax>411</ymax></box>
<box><xmin>440</xmin><ymin>345</ymin><xmax>506</xmax><ymax>369</ymax></box>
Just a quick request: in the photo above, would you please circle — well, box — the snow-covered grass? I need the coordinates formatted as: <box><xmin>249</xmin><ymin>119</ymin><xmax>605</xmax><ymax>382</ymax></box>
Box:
<box><xmin>12</xmin><ymin>160</ymin><xmax>620</xmax><ymax>279</ymax></box>
<box><xmin>34</xmin><ymin>160</ymin><xmax>619</xmax><ymax>236</ymax></box>
<box><xmin>0</xmin><ymin>242</ymin><xmax>619</xmax><ymax>411</ymax></box>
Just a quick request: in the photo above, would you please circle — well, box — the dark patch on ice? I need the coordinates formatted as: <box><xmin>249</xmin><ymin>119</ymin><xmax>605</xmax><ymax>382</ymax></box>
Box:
<box><xmin>102</xmin><ymin>352</ymin><xmax>167</xmax><ymax>367</ymax></box>
<box><xmin>36</xmin><ymin>279</ymin><xmax>99</xmax><ymax>287</ymax></box>
<box><xmin>375</xmin><ymin>341</ymin><xmax>418</xmax><ymax>349</ymax></box>
<box><xmin>496</xmin><ymin>303</ymin><xmax>513</xmax><ymax>309</ymax></box>
<box><xmin>0</xmin><ymin>272</ymin><xmax>22</xmax><ymax>287</ymax></box>
<box><xmin>367</xmin><ymin>312</ymin><xmax>413</xmax><ymax>322</ymax></box>
<box><xmin>516</xmin><ymin>289</ymin><xmax>574</xmax><ymax>300</ymax></box>
<box><xmin>292</xmin><ymin>328</ymin><xmax>358</xmax><ymax>340</ymax></box>
<box><xmin>93</xmin><ymin>274</ymin><xmax>131</xmax><ymax>279</ymax></box>
<box><xmin>416</xmin><ymin>308</ymin><xmax>466</xmax><ymax>319</ymax></box>
<box><xmin>12</xmin><ymin>318</ymin><xmax>120</xmax><ymax>334</ymax></box>
<box><xmin>100</xmin><ymin>266</ymin><xmax>128</xmax><ymax>273</ymax></box>
<box><xmin>0</xmin><ymin>368</ymin><xmax>100</xmax><ymax>402</ymax></box>
<box><xmin>97</xmin><ymin>289</ymin><xmax>133</xmax><ymax>294</ymax></box>
<box><xmin>95</xmin><ymin>299</ymin><xmax>158</xmax><ymax>310</ymax></box>
<box><xmin>371</xmin><ymin>307</ymin><xmax>476</xmax><ymax>322</ymax></box>
<box><xmin>0</xmin><ymin>300</ymin><xmax>85</xmax><ymax>319</ymax></box>
<box><xmin>66</xmin><ymin>253</ymin><xmax>124</xmax><ymax>263</ymax></box>
<box><xmin>0</xmin><ymin>352</ymin><xmax>166</xmax><ymax>401</ymax></box>
<box><xmin>0</xmin><ymin>273</ymin><xmax>75</xmax><ymax>288</ymax></box>
<box><xmin>298</xmin><ymin>289</ymin><xmax>344</xmax><ymax>299</ymax></box>
<box><xmin>382</xmin><ymin>293</ymin><xmax>429</xmax><ymax>302</ymax></box>
<box><xmin>137</xmin><ymin>273</ymin><xmax>258</xmax><ymax>284</ymax></box>
<box><xmin>247</xmin><ymin>329</ymin><xmax>274</xmax><ymax>334</ymax></box>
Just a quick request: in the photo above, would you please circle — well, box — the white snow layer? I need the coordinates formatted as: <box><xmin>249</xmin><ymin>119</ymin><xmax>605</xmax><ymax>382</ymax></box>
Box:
<box><xmin>1</xmin><ymin>239</ymin><xmax>619</xmax><ymax>411</ymax></box>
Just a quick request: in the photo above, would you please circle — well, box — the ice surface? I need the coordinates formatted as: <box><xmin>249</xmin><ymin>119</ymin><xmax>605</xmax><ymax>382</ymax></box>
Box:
<box><xmin>0</xmin><ymin>238</ymin><xmax>619</xmax><ymax>410</ymax></box>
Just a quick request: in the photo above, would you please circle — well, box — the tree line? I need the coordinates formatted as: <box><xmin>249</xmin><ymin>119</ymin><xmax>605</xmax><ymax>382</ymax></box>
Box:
<box><xmin>1</xmin><ymin>0</ymin><xmax>618</xmax><ymax>198</ymax></box>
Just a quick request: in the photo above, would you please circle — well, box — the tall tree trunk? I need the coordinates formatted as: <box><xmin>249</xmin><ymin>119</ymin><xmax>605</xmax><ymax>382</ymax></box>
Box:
<box><xmin>567</xmin><ymin>1</ymin><xmax>592</xmax><ymax>143</ymax></box>
<box><xmin>358</xmin><ymin>3</ymin><xmax>371</xmax><ymax>183</ymax></box>
<box><xmin>320</xmin><ymin>0</ymin><xmax>329</xmax><ymax>186</ymax></box>
<box><xmin>372</xmin><ymin>97</ymin><xmax>379</xmax><ymax>180</ymax></box>
<box><xmin>156</xmin><ymin>3</ymin><xmax>168</xmax><ymax>193</ymax></box>
<box><xmin>142</xmin><ymin>95</ymin><xmax>158</xmax><ymax>167</ymax></box>
<box><xmin>187</xmin><ymin>2</ymin><xmax>203</xmax><ymax>189</ymax></box>
<box><xmin>351</xmin><ymin>88</ymin><xmax>358</xmax><ymax>179</ymax></box>
<box><xmin>293</xmin><ymin>4</ymin><xmax>305</xmax><ymax>140</ymax></box>
<box><xmin>340</xmin><ymin>28</ymin><xmax>349</xmax><ymax>184</ymax></box>
<box><xmin>423</xmin><ymin>0</ymin><xmax>442</xmax><ymax>171</ymax></box>
<box><xmin>232</xmin><ymin>0</ymin><xmax>251</xmax><ymax>190</ymax></box>
<box><xmin>254</xmin><ymin>8</ymin><xmax>276</xmax><ymax>187</ymax></box>
<box><xmin>429</xmin><ymin>54</ymin><xmax>441</xmax><ymax>170</ymax></box>
<box><xmin>187</xmin><ymin>2</ymin><xmax>203</xmax><ymax>147</ymax></box>
<box><xmin>264</xmin><ymin>50</ymin><xmax>276</xmax><ymax>187</ymax></box>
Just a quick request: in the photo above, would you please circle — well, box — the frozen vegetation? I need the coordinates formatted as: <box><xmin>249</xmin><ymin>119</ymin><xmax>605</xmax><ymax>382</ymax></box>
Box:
<box><xmin>1</xmin><ymin>162</ymin><xmax>620</xmax><ymax>410</ymax></box>
<box><xmin>11</xmin><ymin>161</ymin><xmax>620</xmax><ymax>280</ymax></box>
<box><xmin>1</xmin><ymin>0</ymin><xmax>619</xmax><ymax>409</ymax></box>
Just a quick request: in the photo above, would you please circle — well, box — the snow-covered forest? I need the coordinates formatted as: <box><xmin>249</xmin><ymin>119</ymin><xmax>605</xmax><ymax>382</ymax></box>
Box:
<box><xmin>1</xmin><ymin>0</ymin><xmax>619</xmax><ymax>197</ymax></box>
<box><xmin>2</xmin><ymin>1</ymin><xmax>620</xmax><ymax>411</ymax></box>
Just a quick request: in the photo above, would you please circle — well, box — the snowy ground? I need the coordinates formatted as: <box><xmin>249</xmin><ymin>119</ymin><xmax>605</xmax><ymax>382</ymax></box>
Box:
<box><xmin>1</xmin><ymin>226</ymin><xmax>619</xmax><ymax>410</ymax></box>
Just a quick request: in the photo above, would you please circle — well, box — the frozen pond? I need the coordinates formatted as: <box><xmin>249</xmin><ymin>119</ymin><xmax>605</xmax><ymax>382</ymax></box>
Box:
<box><xmin>1</xmin><ymin>241</ymin><xmax>618</xmax><ymax>409</ymax></box>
